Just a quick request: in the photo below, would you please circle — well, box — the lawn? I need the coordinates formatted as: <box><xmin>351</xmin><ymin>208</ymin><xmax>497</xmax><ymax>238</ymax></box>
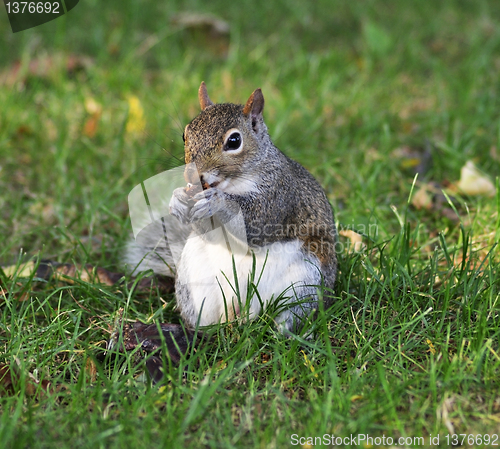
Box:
<box><xmin>1</xmin><ymin>0</ymin><xmax>500</xmax><ymax>447</ymax></box>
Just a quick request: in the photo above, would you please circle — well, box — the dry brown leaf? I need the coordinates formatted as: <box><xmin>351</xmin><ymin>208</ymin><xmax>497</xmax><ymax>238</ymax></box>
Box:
<box><xmin>0</xmin><ymin>279</ymin><xmax>29</xmax><ymax>304</ymax></box>
<box><xmin>83</xmin><ymin>97</ymin><xmax>102</xmax><ymax>138</ymax></box>
<box><xmin>107</xmin><ymin>317</ymin><xmax>199</xmax><ymax>383</ymax></box>
<box><xmin>410</xmin><ymin>182</ymin><xmax>462</xmax><ymax>223</ymax></box>
<box><xmin>452</xmin><ymin>251</ymin><xmax>490</xmax><ymax>273</ymax></box>
<box><xmin>83</xmin><ymin>114</ymin><xmax>100</xmax><ymax>138</ymax></box>
<box><xmin>412</xmin><ymin>185</ymin><xmax>433</xmax><ymax>210</ymax></box>
<box><xmin>2</xmin><ymin>259</ymin><xmax>175</xmax><ymax>294</ymax></box>
<box><xmin>85</xmin><ymin>358</ymin><xmax>97</xmax><ymax>383</ymax></box>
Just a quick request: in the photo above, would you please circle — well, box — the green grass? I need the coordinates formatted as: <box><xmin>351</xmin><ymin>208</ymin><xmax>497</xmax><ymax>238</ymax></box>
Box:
<box><xmin>1</xmin><ymin>0</ymin><xmax>500</xmax><ymax>447</ymax></box>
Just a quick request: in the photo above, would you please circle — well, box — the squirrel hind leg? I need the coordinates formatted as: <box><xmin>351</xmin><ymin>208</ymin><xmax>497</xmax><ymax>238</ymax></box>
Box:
<box><xmin>277</xmin><ymin>299</ymin><xmax>319</xmax><ymax>337</ymax></box>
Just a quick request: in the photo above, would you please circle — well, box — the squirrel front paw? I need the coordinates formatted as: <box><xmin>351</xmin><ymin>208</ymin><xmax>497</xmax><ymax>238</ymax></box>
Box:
<box><xmin>188</xmin><ymin>188</ymin><xmax>222</xmax><ymax>222</ymax></box>
<box><xmin>169</xmin><ymin>187</ymin><xmax>192</xmax><ymax>224</ymax></box>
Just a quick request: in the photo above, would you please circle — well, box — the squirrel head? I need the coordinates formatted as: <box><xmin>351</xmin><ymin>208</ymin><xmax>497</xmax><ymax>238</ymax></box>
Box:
<box><xmin>182</xmin><ymin>82</ymin><xmax>269</xmax><ymax>194</ymax></box>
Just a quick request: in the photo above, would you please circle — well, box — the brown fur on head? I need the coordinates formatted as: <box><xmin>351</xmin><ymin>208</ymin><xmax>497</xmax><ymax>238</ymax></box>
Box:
<box><xmin>183</xmin><ymin>83</ymin><xmax>267</xmax><ymax>188</ymax></box>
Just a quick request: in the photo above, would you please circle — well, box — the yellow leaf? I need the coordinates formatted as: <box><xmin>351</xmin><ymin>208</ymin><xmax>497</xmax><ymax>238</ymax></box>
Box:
<box><xmin>301</xmin><ymin>350</ymin><xmax>318</xmax><ymax>378</ymax></box>
<box><xmin>339</xmin><ymin>229</ymin><xmax>365</xmax><ymax>252</ymax></box>
<box><xmin>126</xmin><ymin>95</ymin><xmax>146</xmax><ymax>135</ymax></box>
<box><xmin>426</xmin><ymin>338</ymin><xmax>436</xmax><ymax>355</ymax></box>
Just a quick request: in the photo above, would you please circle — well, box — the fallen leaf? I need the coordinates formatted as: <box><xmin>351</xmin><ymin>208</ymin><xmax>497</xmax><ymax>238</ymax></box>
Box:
<box><xmin>410</xmin><ymin>182</ymin><xmax>461</xmax><ymax>223</ymax></box>
<box><xmin>84</xmin><ymin>97</ymin><xmax>102</xmax><ymax>116</ymax></box>
<box><xmin>2</xmin><ymin>259</ymin><xmax>175</xmax><ymax>293</ymax></box>
<box><xmin>452</xmin><ymin>250</ymin><xmax>491</xmax><ymax>273</ymax></box>
<box><xmin>82</xmin><ymin>97</ymin><xmax>102</xmax><ymax>138</ymax></box>
<box><xmin>339</xmin><ymin>229</ymin><xmax>365</xmax><ymax>252</ymax></box>
<box><xmin>85</xmin><ymin>358</ymin><xmax>97</xmax><ymax>383</ymax></box>
<box><xmin>83</xmin><ymin>114</ymin><xmax>100</xmax><ymax>138</ymax></box>
<box><xmin>0</xmin><ymin>278</ymin><xmax>30</xmax><ymax>304</ymax></box>
<box><xmin>426</xmin><ymin>338</ymin><xmax>436</xmax><ymax>355</ymax></box>
<box><xmin>456</xmin><ymin>160</ymin><xmax>495</xmax><ymax>196</ymax></box>
<box><xmin>126</xmin><ymin>95</ymin><xmax>146</xmax><ymax>135</ymax></box>
<box><xmin>107</xmin><ymin>313</ymin><xmax>200</xmax><ymax>383</ymax></box>
<box><xmin>412</xmin><ymin>185</ymin><xmax>433</xmax><ymax>210</ymax></box>
<box><xmin>301</xmin><ymin>350</ymin><xmax>318</xmax><ymax>378</ymax></box>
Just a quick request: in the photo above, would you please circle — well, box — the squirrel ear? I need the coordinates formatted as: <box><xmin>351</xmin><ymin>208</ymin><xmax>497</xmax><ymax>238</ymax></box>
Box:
<box><xmin>243</xmin><ymin>88</ymin><xmax>264</xmax><ymax>120</ymax></box>
<box><xmin>198</xmin><ymin>82</ymin><xmax>214</xmax><ymax>110</ymax></box>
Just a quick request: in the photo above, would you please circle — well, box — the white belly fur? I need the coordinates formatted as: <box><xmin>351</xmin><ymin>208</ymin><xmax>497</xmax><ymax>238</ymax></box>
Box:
<box><xmin>176</xmin><ymin>236</ymin><xmax>321</xmax><ymax>326</ymax></box>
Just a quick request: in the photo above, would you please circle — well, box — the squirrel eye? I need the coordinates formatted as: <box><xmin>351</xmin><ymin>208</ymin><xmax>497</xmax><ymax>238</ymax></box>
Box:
<box><xmin>225</xmin><ymin>132</ymin><xmax>242</xmax><ymax>151</ymax></box>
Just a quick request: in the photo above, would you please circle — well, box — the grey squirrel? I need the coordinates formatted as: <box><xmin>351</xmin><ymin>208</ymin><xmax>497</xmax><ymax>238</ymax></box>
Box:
<box><xmin>125</xmin><ymin>82</ymin><xmax>338</xmax><ymax>332</ymax></box>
